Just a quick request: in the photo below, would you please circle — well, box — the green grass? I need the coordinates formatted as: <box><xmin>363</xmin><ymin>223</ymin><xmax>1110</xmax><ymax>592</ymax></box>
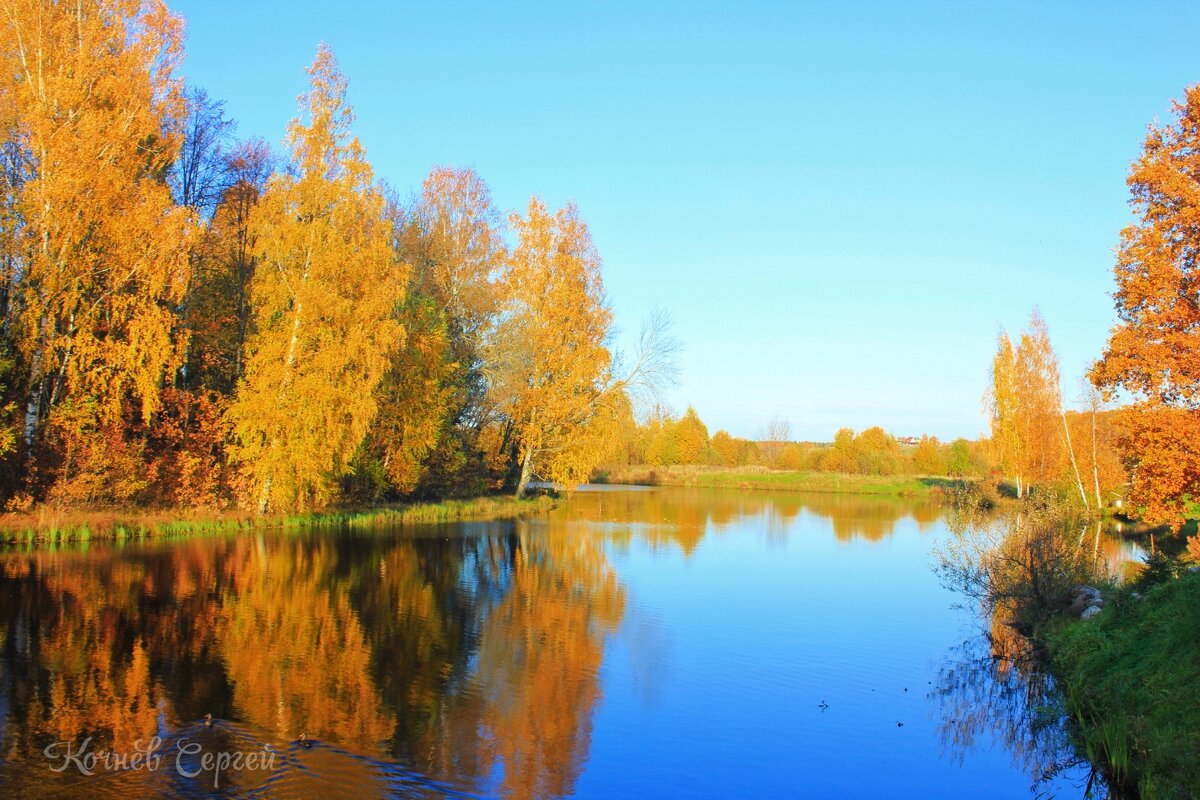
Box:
<box><xmin>0</xmin><ymin>495</ymin><xmax>556</xmax><ymax>547</ymax></box>
<box><xmin>1045</xmin><ymin>572</ymin><xmax>1200</xmax><ymax>799</ymax></box>
<box><xmin>597</xmin><ymin>464</ymin><xmax>960</xmax><ymax>497</ymax></box>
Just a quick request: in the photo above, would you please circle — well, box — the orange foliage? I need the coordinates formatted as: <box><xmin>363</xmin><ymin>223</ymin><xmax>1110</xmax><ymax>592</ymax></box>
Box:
<box><xmin>1186</xmin><ymin>533</ymin><xmax>1200</xmax><ymax>565</ymax></box>
<box><xmin>142</xmin><ymin>388</ymin><xmax>231</xmax><ymax>507</ymax></box>
<box><xmin>1061</xmin><ymin>407</ymin><xmax>1127</xmax><ymax>507</ymax></box>
<box><xmin>711</xmin><ymin>430</ymin><xmax>740</xmax><ymax>466</ymax></box>
<box><xmin>1107</xmin><ymin>404</ymin><xmax>1200</xmax><ymax>528</ymax></box>
<box><xmin>912</xmin><ymin>435</ymin><xmax>945</xmax><ymax>475</ymax></box>
<box><xmin>42</xmin><ymin>401</ymin><xmax>148</xmax><ymax>506</ymax></box>
<box><xmin>1092</xmin><ymin>85</ymin><xmax>1200</xmax><ymax>528</ymax></box>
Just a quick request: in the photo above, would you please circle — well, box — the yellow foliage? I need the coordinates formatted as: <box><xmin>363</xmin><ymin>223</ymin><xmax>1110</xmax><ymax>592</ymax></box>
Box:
<box><xmin>711</xmin><ymin>430</ymin><xmax>740</xmax><ymax>466</ymax></box>
<box><xmin>227</xmin><ymin>46</ymin><xmax>405</xmax><ymax>512</ymax></box>
<box><xmin>489</xmin><ymin>198</ymin><xmax>619</xmax><ymax>495</ymax></box>
<box><xmin>364</xmin><ymin>297</ymin><xmax>458</xmax><ymax>495</ymax></box>
<box><xmin>0</xmin><ymin>0</ymin><xmax>195</xmax><ymax>437</ymax></box>
<box><xmin>988</xmin><ymin>310</ymin><xmax>1063</xmax><ymax>497</ymax></box>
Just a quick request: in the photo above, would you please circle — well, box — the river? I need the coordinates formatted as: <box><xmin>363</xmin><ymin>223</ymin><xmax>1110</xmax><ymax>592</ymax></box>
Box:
<box><xmin>0</xmin><ymin>487</ymin><xmax>1138</xmax><ymax>798</ymax></box>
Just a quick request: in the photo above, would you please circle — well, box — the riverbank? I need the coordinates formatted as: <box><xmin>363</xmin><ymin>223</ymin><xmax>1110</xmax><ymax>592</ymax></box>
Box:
<box><xmin>1044</xmin><ymin>572</ymin><xmax>1200</xmax><ymax>799</ymax></box>
<box><xmin>0</xmin><ymin>494</ymin><xmax>557</xmax><ymax>546</ymax></box>
<box><xmin>596</xmin><ymin>464</ymin><xmax>958</xmax><ymax>497</ymax></box>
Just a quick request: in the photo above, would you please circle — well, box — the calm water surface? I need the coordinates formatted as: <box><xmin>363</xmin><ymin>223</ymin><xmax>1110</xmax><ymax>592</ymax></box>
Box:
<box><xmin>0</xmin><ymin>487</ymin><xmax>1135</xmax><ymax>798</ymax></box>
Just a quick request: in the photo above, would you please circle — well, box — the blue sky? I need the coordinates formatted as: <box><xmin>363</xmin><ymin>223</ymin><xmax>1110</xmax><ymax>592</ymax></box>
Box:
<box><xmin>170</xmin><ymin>0</ymin><xmax>1200</xmax><ymax>441</ymax></box>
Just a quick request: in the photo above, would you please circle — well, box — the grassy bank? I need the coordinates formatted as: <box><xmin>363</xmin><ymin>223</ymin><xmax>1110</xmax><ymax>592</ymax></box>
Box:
<box><xmin>597</xmin><ymin>464</ymin><xmax>958</xmax><ymax>497</ymax></box>
<box><xmin>0</xmin><ymin>494</ymin><xmax>556</xmax><ymax>547</ymax></box>
<box><xmin>1045</xmin><ymin>572</ymin><xmax>1200</xmax><ymax>799</ymax></box>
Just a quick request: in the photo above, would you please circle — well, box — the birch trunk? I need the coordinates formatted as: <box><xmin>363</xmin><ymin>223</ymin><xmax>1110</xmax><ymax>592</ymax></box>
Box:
<box><xmin>1090</xmin><ymin>405</ymin><xmax>1103</xmax><ymax>508</ymax></box>
<box><xmin>514</xmin><ymin>448</ymin><xmax>535</xmax><ymax>499</ymax></box>
<box><xmin>1062</xmin><ymin>409</ymin><xmax>1088</xmax><ymax>509</ymax></box>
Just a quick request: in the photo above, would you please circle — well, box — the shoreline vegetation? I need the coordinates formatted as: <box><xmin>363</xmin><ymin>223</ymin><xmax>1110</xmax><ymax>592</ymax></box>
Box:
<box><xmin>938</xmin><ymin>484</ymin><xmax>1200</xmax><ymax>800</ymax></box>
<box><xmin>0</xmin><ymin>495</ymin><xmax>557</xmax><ymax>547</ymax></box>
<box><xmin>0</xmin><ymin>467</ymin><xmax>955</xmax><ymax>546</ymax></box>
<box><xmin>597</xmin><ymin>464</ymin><xmax>958</xmax><ymax>497</ymax></box>
<box><xmin>1046</xmin><ymin>572</ymin><xmax>1200</xmax><ymax>800</ymax></box>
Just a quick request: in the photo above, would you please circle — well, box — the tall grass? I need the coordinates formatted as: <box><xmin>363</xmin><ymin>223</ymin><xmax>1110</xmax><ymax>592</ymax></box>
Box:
<box><xmin>1047</xmin><ymin>572</ymin><xmax>1200</xmax><ymax>799</ymax></box>
<box><xmin>0</xmin><ymin>495</ymin><xmax>556</xmax><ymax>547</ymax></box>
<box><xmin>598</xmin><ymin>463</ymin><xmax>959</xmax><ymax>497</ymax></box>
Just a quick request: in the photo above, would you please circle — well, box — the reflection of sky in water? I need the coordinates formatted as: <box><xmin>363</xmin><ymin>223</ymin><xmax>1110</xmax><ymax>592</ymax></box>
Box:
<box><xmin>562</xmin><ymin>488</ymin><xmax>1106</xmax><ymax>799</ymax></box>
<box><xmin>0</xmin><ymin>487</ymin><xmax>1113</xmax><ymax>799</ymax></box>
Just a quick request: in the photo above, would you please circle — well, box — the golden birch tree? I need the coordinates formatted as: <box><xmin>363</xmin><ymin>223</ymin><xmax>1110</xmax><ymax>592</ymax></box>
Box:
<box><xmin>1013</xmin><ymin>310</ymin><xmax>1063</xmax><ymax>490</ymax></box>
<box><xmin>488</xmin><ymin>198</ymin><xmax>620</xmax><ymax>497</ymax></box>
<box><xmin>227</xmin><ymin>45</ymin><xmax>404</xmax><ymax>512</ymax></box>
<box><xmin>989</xmin><ymin>311</ymin><xmax>1065</xmax><ymax>498</ymax></box>
<box><xmin>0</xmin><ymin>0</ymin><xmax>194</xmax><ymax>490</ymax></box>
<box><xmin>404</xmin><ymin>167</ymin><xmax>505</xmax><ymax>354</ymax></box>
<box><xmin>988</xmin><ymin>331</ymin><xmax>1022</xmax><ymax>494</ymax></box>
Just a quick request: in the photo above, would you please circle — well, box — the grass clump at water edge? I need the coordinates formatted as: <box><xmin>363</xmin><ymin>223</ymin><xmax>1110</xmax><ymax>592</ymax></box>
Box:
<box><xmin>1045</xmin><ymin>571</ymin><xmax>1200</xmax><ymax>800</ymax></box>
<box><xmin>0</xmin><ymin>494</ymin><xmax>557</xmax><ymax>547</ymax></box>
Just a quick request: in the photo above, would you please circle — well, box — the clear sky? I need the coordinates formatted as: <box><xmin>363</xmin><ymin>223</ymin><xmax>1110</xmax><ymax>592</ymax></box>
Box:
<box><xmin>170</xmin><ymin>0</ymin><xmax>1200</xmax><ymax>441</ymax></box>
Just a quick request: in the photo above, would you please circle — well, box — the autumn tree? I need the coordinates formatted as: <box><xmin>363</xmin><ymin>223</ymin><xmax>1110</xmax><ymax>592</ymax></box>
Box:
<box><xmin>820</xmin><ymin>427</ymin><xmax>859</xmax><ymax>473</ymax></box>
<box><xmin>133</xmin><ymin>140</ymin><xmax>275</xmax><ymax>507</ymax></box>
<box><xmin>775</xmin><ymin>441</ymin><xmax>806</xmax><ymax>470</ymax></box>
<box><xmin>0</xmin><ymin>0</ymin><xmax>194</xmax><ymax>501</ymax></box>
<box><xmin>673</xmin><ymin>406</ymin><xmax>711</xmax><ymax>464</ymax></box>
<box><xmin>0</xmin><ymin>344</ymin><xmax>16</xmax><ymax>464</ymax></box>
<box><xmin>1062</xmin><ymin>405</ymin><xmax>1127</xmax><ymax>508</ymax></box>
<box><xmin>488</xmin><ymin>198</ymin><xmax>627</xmax><ymax>497</ymax></box>
<box><xmin>988</xmin><ymin>331</ymin><xmax>1022</xmax><ymax>493</ymax></box>
<box><xmin>1092</xmin><ymin>84</ymin><xmax>1200</xmax><ymax>529</ymax></box>
<box><xmin>912</xmin><ymin>434</ymin><xmax>945</xmax><ymax>475</ymax></box>
<box><xmin>227</xmin><ymin>46</ymin><xmax>403</xmax><ymax>512</ymax></box>
<box><xmin>855</xmin><ymin>426</ymin><xmax>903</xmax><ymax>475</ymax></box>
<box><xmin>639</xmin><ymin>405</ymin><xmax>678</xmax><ymax>466</ymax></box>
<box><xmin>403</xmin><ymin>167</ymin><xmax>504</xmax><ymax>369</ymax></box>
<box><xmin>988</xmin><ymin>311</ymin><xmax>1064</xmax><ymax>498</ymax></box>
<box><xmin>711</xmin><ymin>429</ymin><xmax>740</xmax><ymax>466</ymax></box>
<box><xmin>1014</xmin><ymin>310</ymin><xmax>1063</xmax><ymax>490</ymax></box>
<box><xmin>758</xmin><ymin>416</ymin><xmax>791</xmax><ymax>467</ymax></box>
<box><xmin>365</xmin><ymin>167</ymin><xmax>507</xmax><ymax>498</ymax></box>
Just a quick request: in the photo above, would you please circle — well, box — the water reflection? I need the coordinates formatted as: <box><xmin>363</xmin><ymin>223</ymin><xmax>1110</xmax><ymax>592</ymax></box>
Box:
<box><xmin>0</xmin><ymin>524</ymin><xmax>622</xmax><ymax>799</ymax></box>
<box><xmin>932</xmin><ymin>617</ymin><xmax>1106</xmax><ymax>799</ymax></box>
<box><xmin>558</xmin><ymin>487</ymin><xmax>942</xmax><ymax>549</ymax></box>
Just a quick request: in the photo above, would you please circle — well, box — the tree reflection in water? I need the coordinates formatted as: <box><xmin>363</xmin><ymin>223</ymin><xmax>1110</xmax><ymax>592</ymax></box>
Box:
<box><xmin>0</xmin><ymin>522</ymin><xmax>625</xmax><ymax>799</ymax></box>
<box><xmin>559</xmin><ymin>486</ymin><xmax>940</xmax><ymax>551</ymax></box>
<box><xmin>931</xmin><ymin>614</ymin><xmax>1110</xmax><ymax>800</ymax></box>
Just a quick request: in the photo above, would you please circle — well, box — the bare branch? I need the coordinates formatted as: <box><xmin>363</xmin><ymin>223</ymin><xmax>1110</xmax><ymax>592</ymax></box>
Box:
<box><xmin>619</xmin><ymin>306</ymin><xmax>681</xmax><ymax>411</ymax></box>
